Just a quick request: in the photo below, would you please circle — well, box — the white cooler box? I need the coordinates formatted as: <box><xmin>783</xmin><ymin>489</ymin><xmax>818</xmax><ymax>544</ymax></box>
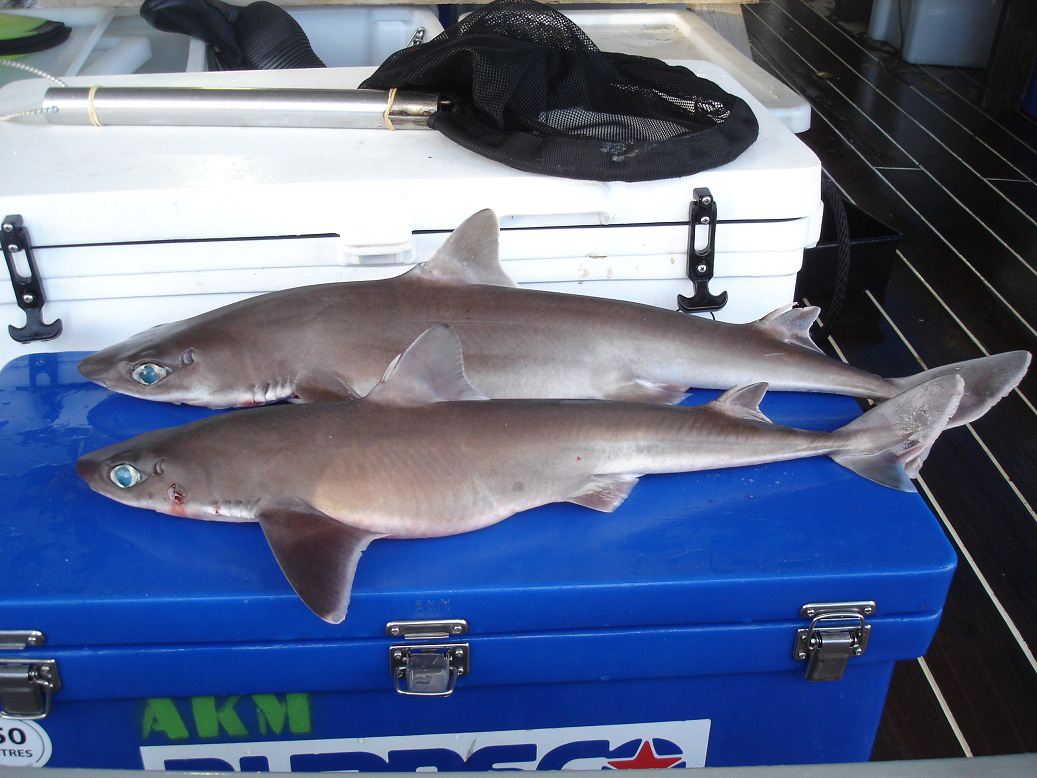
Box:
<box><xmin>0</xmin><ymin>61</ymin><xmax>822</xmax><ymax>369</ymax></box>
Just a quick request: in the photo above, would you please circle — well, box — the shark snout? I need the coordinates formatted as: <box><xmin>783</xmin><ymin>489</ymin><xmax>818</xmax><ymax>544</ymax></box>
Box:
<box><xmin>77</xmin><ymin>353</ymin><xmax>113</xmax><ymax>387</ymax></box>
<box><xmin>75</xmin><ymin>451</ymin><xmax>102</xmax><ymax>482</ymax></box>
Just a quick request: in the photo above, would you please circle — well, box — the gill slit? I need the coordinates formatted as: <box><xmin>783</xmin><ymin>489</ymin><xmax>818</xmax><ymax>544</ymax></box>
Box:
<box><xmin>212</xmin><ymin>497</ymin><xmax>262</xmax><ymax>520</ymax></box>
<box><xmin>251</xmin><ymin>375</ymin><xmax>294</xmax><ymax>405</ymax></box>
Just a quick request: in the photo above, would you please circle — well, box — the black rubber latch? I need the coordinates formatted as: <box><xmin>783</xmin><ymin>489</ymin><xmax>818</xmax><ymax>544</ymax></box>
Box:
<box><xmin>677</xmin><ymin>188</ymin><xmax>728</xmax><ymax>314</ymax></box>
<box><xmin>3</xmin><ymin>215</ymin><xmax>63</xmax><ymax>344</ymax></box>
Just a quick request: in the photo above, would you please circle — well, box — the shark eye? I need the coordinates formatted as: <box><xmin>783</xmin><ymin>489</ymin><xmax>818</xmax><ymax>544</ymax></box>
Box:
<box><xmin>131</xmin><ymin>363</ymin><xmax>171</xmax><ymax>386</ymax></box>
<box><xmin>153</xmin><ymin>458</ymin><xmax>165</xmax><ymax>475</ymax></box>
<box><xmin>110</xmin><ymin>464</ymin><xmax>146</xmax><ymax>488</ymax></box>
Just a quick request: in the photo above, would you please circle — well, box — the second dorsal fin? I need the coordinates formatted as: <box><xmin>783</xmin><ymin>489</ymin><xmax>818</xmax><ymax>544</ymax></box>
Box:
<box><xmin>365</xmin><ymin>324</ymin><xmax>489</xmax><ymax>407</ymax></box>
<box><xmin>754</xmin><ymin>305</ymin><xmax>824</xmax><ymax>354</ymax></box>
<box><xmin>710</xmin><ymin>383</ymin><xmax>772</xmax><ymax>423</ymax></box>
<box><xmin>407</xmin><ymin>209</ymin><xmax>517</xmax><ymax>288</ymax></box>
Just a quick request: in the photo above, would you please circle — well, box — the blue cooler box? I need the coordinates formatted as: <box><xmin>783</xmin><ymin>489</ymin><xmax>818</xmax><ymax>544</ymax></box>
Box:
<box><xmin>0</xmin><ymin>353</ymin><xmax>956</xmax><ymax>770</ymax></box>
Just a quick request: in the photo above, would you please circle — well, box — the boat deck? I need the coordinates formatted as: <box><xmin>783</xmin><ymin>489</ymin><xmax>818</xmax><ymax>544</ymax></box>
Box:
<box><xmin>744</xmin><ymin>0</ymin><xmax>1037</xmax><ymax>760</ymax></box>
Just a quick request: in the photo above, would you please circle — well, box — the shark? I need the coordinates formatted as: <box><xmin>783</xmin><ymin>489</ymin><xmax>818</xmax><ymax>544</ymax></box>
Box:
<box><xmin>77</xmin><ymin>209</ymin><xmax>1029</xmax><ymax>427</ymax></box>
<box><xmin>77</xmin><ymin>324</ymin><xmax>966</xmax><ymax>624</ymax></box>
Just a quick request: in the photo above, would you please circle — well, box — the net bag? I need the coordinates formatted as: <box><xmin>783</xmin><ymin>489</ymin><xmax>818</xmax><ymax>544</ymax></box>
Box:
<box><xmin>360</xmin><ymin>0</ymin><xmax>760</xmax><ymax>182</ymax></box>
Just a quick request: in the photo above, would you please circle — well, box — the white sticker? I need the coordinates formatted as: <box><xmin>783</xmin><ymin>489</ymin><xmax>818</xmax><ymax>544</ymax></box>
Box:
<box><xmin>141</xmin><ymin>719</ymin><xmax>710</xmax><ymax>772</ymax></box>
<box><xmin>0</xmin><ymin>720</ymin><xmax>52</xmax><ymax>767</ymax></box>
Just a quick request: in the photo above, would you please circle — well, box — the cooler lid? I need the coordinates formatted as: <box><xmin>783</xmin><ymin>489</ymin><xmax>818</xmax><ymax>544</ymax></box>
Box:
<box><xmin>0</xmin><ymin>62</ymin><xmax>820</xmax><ymax>248</ymax></box>
<box><xmin>0</xmin><ymin>354</ymin><xmax>956</xmax><ymax>648</ymax></box>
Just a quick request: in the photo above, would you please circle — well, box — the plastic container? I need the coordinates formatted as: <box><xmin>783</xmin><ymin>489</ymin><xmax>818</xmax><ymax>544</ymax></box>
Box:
<box><xmin>869</xmin><ymin>0</ymin><xmax>1005</xmax><ymax>68</ymax></box>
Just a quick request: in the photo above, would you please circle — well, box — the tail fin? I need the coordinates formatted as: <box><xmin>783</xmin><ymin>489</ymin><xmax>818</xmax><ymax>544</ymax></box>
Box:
<box><xmin>888</xmin><ymin>351</ymin><xmax>1029</xmax><ymax>428</ymax></box>
<box><xmin>831</xmin><ymin>375</ymin><xmax>964</xmax><ymax>491</ymax></box>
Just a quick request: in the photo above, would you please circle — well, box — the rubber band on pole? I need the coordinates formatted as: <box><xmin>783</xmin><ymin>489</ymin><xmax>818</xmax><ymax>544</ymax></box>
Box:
<box><xmin>86</xmin><ymin>85</ymin><xmax>103</xmax><ymax>127</ymax></box>
<box><xmin>383</xmin><ymin>87</ymin><xmax>398</xmax><ymax>131</ymax></box>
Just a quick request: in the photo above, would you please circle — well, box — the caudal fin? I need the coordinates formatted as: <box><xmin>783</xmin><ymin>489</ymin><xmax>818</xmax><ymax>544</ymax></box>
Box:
<box><xmin>831</xmin><ymin>375</ymin><xmax>964</xmax><ymax>491</ymax></box>
<box><xmin>889</xmin><ymin>351</ymin><xmax>1029</xmax><ymax>429</ymax></box>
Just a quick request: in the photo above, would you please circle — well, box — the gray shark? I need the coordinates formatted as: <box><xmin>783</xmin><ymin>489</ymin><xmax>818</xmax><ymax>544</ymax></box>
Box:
<box><xmin>77</xmin><ymin>209</ymin><xmax>1028</xmax><ymax>427</ymax></box>
<box><xmin>77</xmin><ymin>325</ymin><xmax>965</xmax><ymax>623</ymax></box>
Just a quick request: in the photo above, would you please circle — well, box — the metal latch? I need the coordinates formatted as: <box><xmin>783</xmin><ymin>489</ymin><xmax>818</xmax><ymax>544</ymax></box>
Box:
<box><xmin>387</xmin><ymin>619</ymin><xmax>469</xmax><ymax>697</ymax></box>
<box><xmin>3</xmin><ymin>215</ymin><xmax>63</xmax><ymax>344</ymax></box>
<box><xmin>793</xmin><ymin>601</ymin><xmax>874</xmax><ymax>681</ymax></box>
<box><xmin>0</xmin><ymin>631</ymin><xmax>44</xmax><ymax>652</ymax></box>
<box><xmin>406</xmin><ymin>27</ymin><xmax>426</xmax><ymax>47</ymax></box>
<box><xmin>677</xmin><ymin>188</ymin><xmax>728</xmax><ymax>315</ymax></box>
<box><xmin>0</xmin><ymin>659</ymin><xmax>61</xmax><ymax>720</ymax></box>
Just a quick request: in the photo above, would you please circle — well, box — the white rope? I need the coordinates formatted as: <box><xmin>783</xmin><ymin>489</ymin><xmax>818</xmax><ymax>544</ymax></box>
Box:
<box><xmin>0</xmin><ymin>59</ymin><xmax>67</xmax><ymax>87</ymax></box>
<box><xmin>0</xmin><ymin>59</ymin><xmax>67</xmax><ymax>121</ymax></box>
<box><xmin>0</xmin><ymin>104</ymin><xmax>57</xmax><ymax>121</ymax></box>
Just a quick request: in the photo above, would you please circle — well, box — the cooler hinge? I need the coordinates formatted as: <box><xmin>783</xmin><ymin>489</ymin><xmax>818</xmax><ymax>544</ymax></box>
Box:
<box><xmin>3</xmin><ymin>215</ymin><xmax>63</xmax><ymax>344</ymax></box>
<box><xmin>387</xmin><ymin>619</ymin><xmax>469</xmax><ymax>697</ymax></box>
<box><xmin>0</xmin><ymin>659</ymin><xmax>61</xmax><ymax>720</ymax></box>
<box><xmin>677</xmin><ymin>188</ymin><xmax>728</xmax><ymax>315</ymax></box>
<box><xmin>793</xmin><ymin>601</ymin><xmax>874</xmax><ymax>681</ymax></box>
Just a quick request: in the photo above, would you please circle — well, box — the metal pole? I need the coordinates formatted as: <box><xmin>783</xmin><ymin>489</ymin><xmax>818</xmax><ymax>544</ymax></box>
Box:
<box><xmin>41</xmin><ymin>86</ymin><xmax>440</xmax><ymax>130</ymax></box>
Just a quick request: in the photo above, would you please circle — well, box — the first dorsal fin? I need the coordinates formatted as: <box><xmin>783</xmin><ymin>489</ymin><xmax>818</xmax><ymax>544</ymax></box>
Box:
<box><xmin>711</xmin><ymin>383</ymin><xmax>772</xmax><ymax>423</ymax></box>
<box><xmin>406</xmin><ymin>209</ymin><xmax>517</xmax><ymax>288</ymax></box>
<box><xmin>755</xmin><ymin>305</ymin><xmax>824</xmax><ymax>354</ymax></box>
<box><xmin>366</xmin><ymin>324</ymin><xmax>489</xmax><ymax>407</ymax></box>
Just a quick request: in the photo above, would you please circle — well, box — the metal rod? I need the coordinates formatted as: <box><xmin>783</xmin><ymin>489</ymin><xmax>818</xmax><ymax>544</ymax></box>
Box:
<box><xmin>41</xmin><ymin>86</ymin><xmax>440</xmax><ymax>130</ymax></box>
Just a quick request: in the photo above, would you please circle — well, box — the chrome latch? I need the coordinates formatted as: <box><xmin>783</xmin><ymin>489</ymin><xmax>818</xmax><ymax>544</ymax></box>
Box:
<box><xmin>389</xmin><ymin>644</ymin><xmax>469</xmax><ymax>697</ymax></box>
<box><xmin>387</xmin><ymin>619</ymin><xmax>469</xmax><ymax>697</ymax></box>
<box><xmin>386</xmin><ymin>619</ymin><xmax>467</xmax><ymax>640</ymax></box>
<box><xmin>406</xmin><ymin>27</ymin><xmax>426</xmax><ymax>47</ymax></box>
<box><xmin>793</xmin><ymin>601</ymin><xmax>874</xmax><ymax>681</ymax></box>
<box><xmin>0</xmin><ymin>631</ymin><xmax>44</xmax><ymax>651</ymax></box>
<box><xmin>0</xmin><ymin>659</ymin><xmax>61</xmax><ymax>720</ymax></box>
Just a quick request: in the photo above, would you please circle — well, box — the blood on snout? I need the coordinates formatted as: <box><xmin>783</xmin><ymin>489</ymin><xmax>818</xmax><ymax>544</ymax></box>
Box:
<box><xmin>167</xmin><ymin>483</ymin><xmax>187</xmax><ymax>505</ymax></box>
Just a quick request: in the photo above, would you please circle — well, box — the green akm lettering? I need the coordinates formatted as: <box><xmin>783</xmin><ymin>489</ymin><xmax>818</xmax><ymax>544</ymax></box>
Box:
<box><xmin>142</xmin><ymin>694</ymin><xmax>311</xmax><ymax>740</ymax></box>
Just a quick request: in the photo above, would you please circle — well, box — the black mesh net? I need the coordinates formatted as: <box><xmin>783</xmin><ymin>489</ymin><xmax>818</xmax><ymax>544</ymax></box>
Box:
<box><xmin>360</xmin><ymin>0</ymin><xmax>760</xmax><ymax>182</ymax></box>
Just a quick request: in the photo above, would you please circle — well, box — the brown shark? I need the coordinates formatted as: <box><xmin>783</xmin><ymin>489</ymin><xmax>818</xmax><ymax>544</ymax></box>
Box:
<box><xmin>77</xmin><ymin>209</ymin><xmax>1027</xmax><ymax>426</ymax></box>
<box><xmin>76</xmin><ymin>325</ymin><xmax>965</xmax><ymax>623</ymax></box>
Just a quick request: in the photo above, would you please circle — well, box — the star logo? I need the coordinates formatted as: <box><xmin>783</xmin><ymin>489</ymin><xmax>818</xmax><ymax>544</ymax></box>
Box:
<box><xmin>607</xmin><ymin>740</ymin><xmax>684</xmax><ymax>769</ymax></box>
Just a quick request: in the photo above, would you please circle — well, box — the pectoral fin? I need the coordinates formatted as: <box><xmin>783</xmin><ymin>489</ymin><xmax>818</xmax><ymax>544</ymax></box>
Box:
<box><xmin>257</xmin><ymin>498</ymin><xmax>385</xmax><ymax>623</ymax></box>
